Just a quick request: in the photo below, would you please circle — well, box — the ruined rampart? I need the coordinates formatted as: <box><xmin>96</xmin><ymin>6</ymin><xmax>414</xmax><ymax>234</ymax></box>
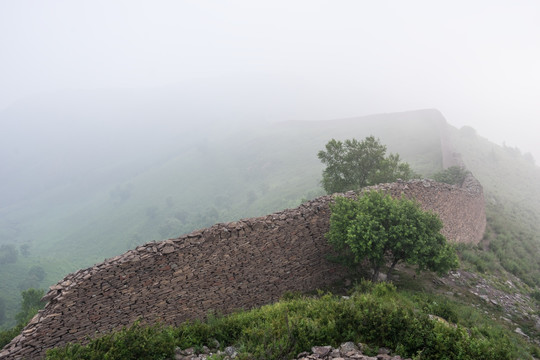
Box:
<box><xmin>0</xmin><ymin>177</ymin><xmax>486</xmax><ymax>359</ymax></box>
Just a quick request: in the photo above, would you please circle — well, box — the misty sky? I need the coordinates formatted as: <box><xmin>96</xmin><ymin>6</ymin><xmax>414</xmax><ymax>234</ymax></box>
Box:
<box><xmin>1</xmin><ymin>1</ymin><xmax>539</xmax><ymax>161</ymax></box>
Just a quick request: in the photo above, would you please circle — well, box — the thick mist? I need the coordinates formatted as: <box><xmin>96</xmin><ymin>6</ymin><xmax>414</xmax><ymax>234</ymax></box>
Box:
<box><xmin>1</xmin><ymin>1</ymin><xmax>539</xmax><ymax>161</ymax></box>
<box><xmin>1</xmin><ymin>1</ymin><xmax>540</xmax><ymax>331</ymax></box>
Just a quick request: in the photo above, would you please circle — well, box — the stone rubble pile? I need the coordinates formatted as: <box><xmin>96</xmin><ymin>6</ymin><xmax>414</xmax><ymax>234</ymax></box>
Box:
<box><xmin>296</xmin><ymin>343</ymin><xmax>411</xmax><ymax>360</ymax></box>
<box><xmin>173</xmin><ymin>342</ymin><xmax>411</xmax><ymax>360</ymax></box>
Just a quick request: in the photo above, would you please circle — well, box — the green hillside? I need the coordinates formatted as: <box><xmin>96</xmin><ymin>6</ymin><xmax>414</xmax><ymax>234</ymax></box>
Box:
<box><xmin>0</xmin><ymin>109</ymin><xmax>445</xmax><ymax>327</ymax></box>
<box><xmin>1</xmin><ymin>108</ymin><xmax>539</xmax><ymax>345</ymax></box>
<box><xmin>449</xmin><ymin>126</ymin><xmax>540</xmax><ymax>287</ymax></box>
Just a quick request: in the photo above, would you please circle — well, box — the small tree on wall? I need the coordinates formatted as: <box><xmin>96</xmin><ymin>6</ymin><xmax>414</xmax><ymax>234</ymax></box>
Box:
<box><xmin>326</xmin><ymin>190</ymin><xmax>458</xmax><ymax>281</ymax></box>
<box><xmin>317</xmin><ymin>136</ymin><xmax>418</xmax><ymax>194</ymax></box>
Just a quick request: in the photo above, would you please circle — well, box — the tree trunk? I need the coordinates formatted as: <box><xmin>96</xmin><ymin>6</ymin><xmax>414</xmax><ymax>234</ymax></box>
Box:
<box><xmin>371</xmin><ymin>266</ymin><xmax>380</xmax><ymax>282</ymax></box>
<box><xmin>387</xmin><ymin>258</ymin><xmax>400</xmax><ymax>281</ymax></box>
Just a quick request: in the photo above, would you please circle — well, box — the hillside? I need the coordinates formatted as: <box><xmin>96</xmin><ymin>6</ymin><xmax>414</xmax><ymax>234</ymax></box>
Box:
<box><xmin>1</xmin><ymin>108</ymin><xmax>539</xmax><ymax>357</ymax></box>
<box><xmin>448</xmin><ymin>126</ymin><xmax>540</xmax><ymax>288</ymax></box>
<box><xmin>0</xmin><ymin>108</ymin><xmax>444</xmax><ymax>327</ymax></box>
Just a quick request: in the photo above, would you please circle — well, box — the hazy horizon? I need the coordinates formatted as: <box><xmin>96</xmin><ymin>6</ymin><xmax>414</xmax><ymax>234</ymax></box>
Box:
<box><xmin>1</xmin><ymin>1</ymin><xmax>539</xmax><ymax>161</ymax></box>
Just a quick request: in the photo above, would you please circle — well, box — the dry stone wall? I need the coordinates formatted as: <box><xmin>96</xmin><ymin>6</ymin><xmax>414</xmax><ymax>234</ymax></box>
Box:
<box><xmin>0</xmin><ymin>177</ymin><xmax>485</xmax><ymax>359</ymax></box>
<box><xmin>366</xmin><ymin>175</ymin><xmax>486</xmax><ymax>244</ymax></box>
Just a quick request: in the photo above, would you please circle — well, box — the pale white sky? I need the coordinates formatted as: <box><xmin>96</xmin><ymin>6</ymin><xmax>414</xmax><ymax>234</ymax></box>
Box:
<box><xmin>1</xmin><ymin>0</ymin><xmax>539</xmax><ymax>160</ymax></box>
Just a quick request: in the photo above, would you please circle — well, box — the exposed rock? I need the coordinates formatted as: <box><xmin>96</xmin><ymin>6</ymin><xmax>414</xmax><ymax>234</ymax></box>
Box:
<box><xmin>294</xmin><ymin>342</ymin><xmax>411</xmax><ymax>360</ymax></box>
<box><xmin>515</xmin><ymin>327</ymin><xmax>529</xmax><ymax>339</ymax></box>
<box><xmin>339</xmin><ymin>341</ymin><xmax>358</xmax><ymax>354</ymax></box>
<box><xmin>312</xmin><ymin>346</ymin><xmax>332</xmax><ymax>357</ymax></box>
<box><xmin>224</xmin><ymin>346</ymin><xmax>237</xmax><ymax>358</ymax></box>
<box><xmin>441</xmin><ymin>269</ymin><xmax>538</xmax><ymax>331</ymax></box>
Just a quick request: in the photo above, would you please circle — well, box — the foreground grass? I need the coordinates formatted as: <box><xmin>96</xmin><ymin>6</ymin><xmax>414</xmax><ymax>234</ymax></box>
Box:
<box><xmin>46</xmin><ymin>282</ymin><xmax>538</xmax><ymax>360</ymax></box>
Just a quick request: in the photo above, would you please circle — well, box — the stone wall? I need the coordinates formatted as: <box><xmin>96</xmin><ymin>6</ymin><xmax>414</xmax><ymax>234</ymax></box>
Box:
<box><xmin>367</xmin><ymin>175</ymin><xmax>486</xmax><ymax>244</ymax></box>
<box><xmin>0</xmin><ymin>178</ymin><xmax>486</xmax><ymax>359</ymax></box>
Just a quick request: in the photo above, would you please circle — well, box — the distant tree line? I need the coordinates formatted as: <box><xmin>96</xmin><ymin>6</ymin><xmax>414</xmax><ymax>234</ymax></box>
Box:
<box><xmin>0</xmin><ymin>244</ymin><xmax>18</xmax><ymax>265</ymax></box>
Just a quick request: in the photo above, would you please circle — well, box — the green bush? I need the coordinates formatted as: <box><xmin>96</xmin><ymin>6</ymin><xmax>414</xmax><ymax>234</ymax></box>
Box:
<box><xmin>46</xmin><ymin>321</ymin><xmax>176</xmax><ymax>360</ymax></box>
<box><xmin>46</xmin><ymin>283</ymin><xmax>529</xmax><ymax>360</ymax></box>
<box><xmin>0</xmin><ymin>288</ymin><xmax>45</xmax><ymax>349</ymax></box>
<box><xmin>431</xmin><ymin>166</ymin><xmax>469</xmax><ymax>186</ymax></box>
<box><xmin>531</xmin><ymin>290</ymin><xmax>540</xmax><ymax>303</ymax></box>
<box><xmin>0</xmin><ymin>324</ymin><xmax>23</xmax><ymax>349</ymax></box>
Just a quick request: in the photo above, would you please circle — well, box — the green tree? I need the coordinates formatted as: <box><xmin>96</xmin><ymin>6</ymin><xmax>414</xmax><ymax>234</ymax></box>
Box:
<box><xmin>317</xmin><ymin>136</ymin><xmax>417</xmax><ymax>194</ymax></box>
<box><xmin>28</xmin><ymin>266</ymin><xmax>46</xmax><ymax>282</ymax></box>
<box><xmin>20</xmin><ymin>244</ymin><xmax>30</xmax><ymax>257</ymax></box>
<box><xmin>326</xmin><ymin>191</ymin><xmax>458</xmax><ymax>281</ymax></box>
<box><xmin>0</xmin><ymin>297</ymin><xmax>5</xmax><ymax>325</ymax></box>
<box><xmin>0</xmin><ymin>289</ymin><xmax>46</xmax><ymax>349</ymax></box>
<box><xmin>14</xmin><ymin>288</ymin><xmax>45</xmax><ymax>325</ymax></box>
<box><xmin>432</xmin><ymin>166</ymin><xmax>470</xmax><ymax>186</ymax></box>
<box><xmin>0</xmin><ymin>244</ymin><xmax>18</xmax><ymax>265</ymax></box>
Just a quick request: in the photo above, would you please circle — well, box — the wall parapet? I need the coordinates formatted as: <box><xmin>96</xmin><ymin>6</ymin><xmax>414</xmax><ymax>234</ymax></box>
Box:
<box><xmin>1</xmin><ymin>177</ymin><xmax>486</xmax><ymax>359</ymax></box>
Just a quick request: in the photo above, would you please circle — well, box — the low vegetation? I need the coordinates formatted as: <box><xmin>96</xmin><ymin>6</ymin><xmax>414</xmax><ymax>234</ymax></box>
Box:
<box><xmin>0</xmin><ymin>113</ymin><xmax>441</xmax><ymax>325</ymax></box>
<box><xmin>431</xmin><ymin>166</ymin><xmax>469</xmax><ymax>186</ymax></box>
<box><xmin>45</xmin><ymin>282</ymin><xmax>537</xmax><ymax>360</ymax></box>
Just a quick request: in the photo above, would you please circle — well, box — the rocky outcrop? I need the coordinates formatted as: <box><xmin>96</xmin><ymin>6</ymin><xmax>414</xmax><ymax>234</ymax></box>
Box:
<box><xmin>0</xmin><ymin>177</ymin><xmax>486</xmax><ymax>359</ymax></box>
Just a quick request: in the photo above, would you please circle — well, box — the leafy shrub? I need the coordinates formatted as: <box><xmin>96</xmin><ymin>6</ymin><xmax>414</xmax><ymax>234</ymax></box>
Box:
<box><xmin>0</xmin><ymin>288</ymin><xmax>45</xmax><ymax>348</ymax></box>
<box><xmin>351</xmin><ymin>278</ymin><xmax>376</xmax><ymax>294</ymax></box>
<box><xmin>0</xmin><ymin>324</ymin><xmax>23</xmax><ymax>349</ymax></box>
<box><xmin>432</xmin><ymin>166</ymin><xmax>469</xmax><ymax>186</ymax></box>
<box><xmin>530</xmin><ymin>290</ymin><xmax>540</xmax><ymax>303</ymax></box>
<box><xmin>46</xmin><ymin>321</ymin><xmax>176</xmax><ymax>360</ymax></box>
<box><xmin>0</xmin><ymin>244</ymin><xmax>18</xmax><ymax>265</ymax></box>
<box><xmin>413</xmin><ymin>294</ymin><xmax>459</xmax><ymax>324</ymax></box>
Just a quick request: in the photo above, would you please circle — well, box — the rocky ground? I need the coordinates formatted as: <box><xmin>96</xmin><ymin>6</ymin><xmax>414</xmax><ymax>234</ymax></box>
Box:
<box><xmin>174</xmin><ymin>342</ymin><xmax>409</xmax><ymax>360</ymax></box>
<box><xmin>440</xmin><ymin>269</ymin><xmax>540</xmax><ymax>345</ymax></box>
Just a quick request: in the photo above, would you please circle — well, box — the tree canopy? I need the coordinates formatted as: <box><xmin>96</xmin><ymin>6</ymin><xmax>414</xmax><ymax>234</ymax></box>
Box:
<box><xmin>326</xmin><ymin>190</ymin><xmax>458</xmax><ymax>281</ymax></box>
<box><xmin>317</xmin><ymin>136</ymin><xmax>417</xmax><ymax>194</ymax></box>
<box><xmin>0</xmin><ymin>244</ymin><xmax>18</xmax><ymax>265</ymax></box>
<box><xmin>14</xmin><ymin>288</ymin><xmax>45</xmax><ymax>325</ymax></box>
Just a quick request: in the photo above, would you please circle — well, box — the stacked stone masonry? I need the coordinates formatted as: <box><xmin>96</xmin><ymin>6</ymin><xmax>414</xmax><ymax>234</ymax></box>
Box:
<box><xmin>0</xmin><ymin>177</ymin><xmax>485</xmax><ymax>359</ymax></box>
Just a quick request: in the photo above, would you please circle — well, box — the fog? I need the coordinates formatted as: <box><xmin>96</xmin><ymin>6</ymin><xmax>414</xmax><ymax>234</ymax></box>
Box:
<box><xmin>1</xmin><ymin>0</ymin><xmax>539</xmax><ymax>160</ymax></box>
<box><xmin>3</xmin><ymin>1</ymin><xmax>540</xmax><ymax>330</ymax></box>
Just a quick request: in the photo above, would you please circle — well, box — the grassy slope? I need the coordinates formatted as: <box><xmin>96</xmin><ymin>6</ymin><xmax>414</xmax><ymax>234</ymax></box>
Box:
<box><xmin>449</xmin><ymin>126</ymin><xmax>540</xmax><ymax>287</ymax></box>
<box><xmin>0</xmin><ymin>110</ymin><xmax>444</xmax><ymax>326</ymax></box>
<box><xmin>45</xmin><ymin>281</ymin><xmax>539</xmax><ymax>359</ymax></box>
